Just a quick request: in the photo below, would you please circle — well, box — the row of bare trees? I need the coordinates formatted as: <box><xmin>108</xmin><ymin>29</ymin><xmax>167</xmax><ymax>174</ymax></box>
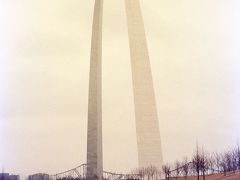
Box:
<box><xmin>132</xmin><ymin>143</ymin><xmax>240</xmax><ymax>180</ymax></box>
<box><xmin>163</xmin><ymin>143</ymin><xmax>240</xmax><ymax>180</ymax></box>
<box><xmin>131</xmin><ymin>166</ymin><xmax>161</xmax><ymax>180</ymax></box>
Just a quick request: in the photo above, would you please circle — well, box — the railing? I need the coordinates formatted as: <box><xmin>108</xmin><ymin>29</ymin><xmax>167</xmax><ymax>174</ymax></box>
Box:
<box><xmin>50</xmin><ymin>164</ymin><xmax>87</xmax><ymax>180</ymax></box>
<box><xmin>49</xmin><ymin>164</ymin><xmax>140</xmax><ymax>180</ymax></box>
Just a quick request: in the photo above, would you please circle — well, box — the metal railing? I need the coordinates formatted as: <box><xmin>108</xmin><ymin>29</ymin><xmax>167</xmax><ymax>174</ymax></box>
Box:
<box><xmin>49</xmin><ymin>164</ymin><xmax>140</xmax><ymax>180</ymax></box>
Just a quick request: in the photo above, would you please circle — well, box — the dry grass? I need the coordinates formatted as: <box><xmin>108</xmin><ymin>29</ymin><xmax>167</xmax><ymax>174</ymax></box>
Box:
<box><xmin>166</xmin><ymin>171</ymin><xmax>240</xmax><ymax>180</ymax></box>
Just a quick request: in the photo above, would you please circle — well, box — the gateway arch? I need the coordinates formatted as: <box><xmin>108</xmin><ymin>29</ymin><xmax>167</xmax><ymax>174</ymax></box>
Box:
<box><xmin>87</xmin><ymin>0</ymin><xmax>163</xmax><ymax>178</ymax></box>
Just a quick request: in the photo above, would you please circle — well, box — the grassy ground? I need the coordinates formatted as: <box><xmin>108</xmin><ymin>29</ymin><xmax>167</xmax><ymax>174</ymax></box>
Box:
<box><xmin>167</xmin><ymin>171</ymin><xmax>240</xmax><ymax>180</ymax></box>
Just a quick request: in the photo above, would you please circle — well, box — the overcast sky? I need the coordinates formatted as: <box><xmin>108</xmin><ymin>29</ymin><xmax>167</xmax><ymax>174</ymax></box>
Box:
<box><xmin>0</xmin><ymin>0</ymin><xmax>240</xmax><ymax>177</ymax></box>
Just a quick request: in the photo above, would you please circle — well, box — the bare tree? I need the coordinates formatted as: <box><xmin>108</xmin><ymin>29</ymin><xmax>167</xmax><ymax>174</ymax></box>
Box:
<box><xmin>141</xmin><ymin>167</ymin><xmax>148</xmax><ymax>180</ymax></box>
<box><xmin>213</xmin><ymin>152</ymin><xmax>221</xmax><ymax>173</ymax></box>
<box><xmin>181</xmin><ymin>157</ymin><xmax>190</xmax><ymax>180</ymax></box>
<box><xmin>192</xmin><ymin>145</ymin><xmax>201</xmax><ymax>180</ymax></box>
<box><xmin>144</xmin><ymin>166</ymin><xmax>158</xmax><ymax>180</ymax></box>
<box><xmin>174</xmin><ymin>161</ymin><xmax>181</xmax><ymax>179</ymax></box>
<box><xmin>131</xmin><ymin>167</ymin><xmax>144</xmax><ymax>180</ymax></box>
<box><xmin>162</xmin><ymin>164</ymin><xmax>171</xmax><ymax>180</ymax></box>
<box><xmin>160</xmin><ymin>143</ymin><xmax>240</xmax><ymax>180</ymax></box>
<box><xmin>199</xmin><ymin>148</ymin><xmax>208</xmax><ymax>180</ymax></box>
<box><xmin>231</xmin><ymin>149</ymin><xmax>238</xmax><ymax>173</ymax></box>
<box><xmin>207</xmin><ymin>154</ymin><xmax>215</xmax><ymax>174</ymax></box>
<box><xmin>224</xmin><ymin>151</ymin><xmax>233</xmax><ymax>172</ymax></box>
<box><xmin>150</xmin><ymin>166</ymin><xmax>158</xmax><ymax>180</ymax></box>
<box><xmin>220</xmin><ymin>153</ymin><xmax>228</xmax><ymax>176</ymax></box>
<box><xmin>156</xmin><ymin>169</ymin><xmax>163</xmax><ymax>180</ymax></box>
<box><xmin>237</xmin><ymin>143</ymin><xmax>240</xmax><ymax>170</ymax></box>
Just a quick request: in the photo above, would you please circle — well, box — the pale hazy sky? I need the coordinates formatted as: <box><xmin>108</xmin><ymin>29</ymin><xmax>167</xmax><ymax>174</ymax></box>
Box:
<box><xmin>0</xmin><ymin>0</ymin><xmax>240</xmax><ymax>177</ymax></box>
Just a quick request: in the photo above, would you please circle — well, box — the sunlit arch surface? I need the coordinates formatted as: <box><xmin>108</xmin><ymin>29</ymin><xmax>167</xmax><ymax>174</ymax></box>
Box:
<box><xmin>87</xmin><ymin>0</ymin><xmax>163</xmax><ymax>174</ymax></box>
<box><xmin>87</xmin><ymin>0</ymin><xmax>103</xmax><ymax>179</ymax></box>
<box><xmin>125</xmin><ymin>0</ymin><xmax>163</xmax><ymax>168</ymax></box>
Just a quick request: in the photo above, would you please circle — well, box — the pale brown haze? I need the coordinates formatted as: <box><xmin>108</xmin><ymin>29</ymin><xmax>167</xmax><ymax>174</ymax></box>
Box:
<box><xmin>0</xmin><ymin>0</ymin><xmax>240</xmax><ymax>179</ymax></box>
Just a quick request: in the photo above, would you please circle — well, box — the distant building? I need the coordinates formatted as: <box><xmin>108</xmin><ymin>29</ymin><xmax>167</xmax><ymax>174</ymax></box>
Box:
<box><xmin>28</xmin><ymin>174</ymin><xmax>49</xmax><ymax>180</ymax></box>
<box><xmin>8</xmin><ymin>175</ymin><xmax>19</xmax><ymax>180</ymax></box>
<box><xmin>0</xmin><ymin>173</ymin><xmax>20</xmax><ymax>180</ymax></box>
